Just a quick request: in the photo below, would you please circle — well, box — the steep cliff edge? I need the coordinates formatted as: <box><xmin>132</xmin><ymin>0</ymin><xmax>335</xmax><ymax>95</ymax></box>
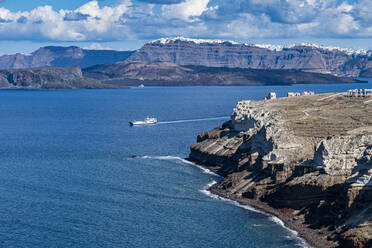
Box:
<box><xmin>188</xmin><ymin>93</ymin><xmax>372</xmax><ymax>248</ymax></box>
<box><xmin>128</xmin><ymin>38</ymin><xmax>372</xmax><ymax>77</ymax></box>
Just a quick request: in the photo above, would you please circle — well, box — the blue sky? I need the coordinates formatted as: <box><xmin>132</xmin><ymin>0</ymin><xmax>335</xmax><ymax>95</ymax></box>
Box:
<box><xmin>0</xmin><ymin>0</ymin><xmax>371</xmax><ymax>54</ymax></box>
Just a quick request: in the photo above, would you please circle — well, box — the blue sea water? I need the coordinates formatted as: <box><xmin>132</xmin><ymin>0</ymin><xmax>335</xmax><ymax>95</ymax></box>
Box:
<box><xmin>0</xmin><ymin>80</ymin><xmax>371</xmax><ymax>248</ymax></box>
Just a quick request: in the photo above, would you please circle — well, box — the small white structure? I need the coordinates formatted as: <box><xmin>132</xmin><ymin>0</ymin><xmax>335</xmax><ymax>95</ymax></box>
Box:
<box><xmin>287</xmin><ymin>92</ymin><xmax>301</xmax><ymax>97</ymax></box>
<box><xmin>302</xmin><ymin>91</ymin><xmax>315</xmax><ymax>96</ymax></box>
<box><xmin>264</xmin><ymin>92</ymin><xmax>277</xmax><ymax>100</ymax></box>
<box><xmin>287</xmin><ymin>91</ymin><xmax>314</xmax><ymax>97</ymax></box>
<box><xmin>346</xmin><ymin>89</ymin><xmax>372</xmax><ymax>97</ymax></box>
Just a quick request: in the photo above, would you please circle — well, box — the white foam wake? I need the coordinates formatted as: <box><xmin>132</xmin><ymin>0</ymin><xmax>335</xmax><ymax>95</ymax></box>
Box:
<box><xmin>200</xmin><ymin>181</ymin><xmax>310</xmax><ymax>248</ymax></box>
<box><xmin>157</xmin><ymin>116</ymin><xmax>229</xmax><ymax>125</ymax></box>
<box><xmin>140</xmin><ymin>155</ymin><xmax>220</xmax><ymax>176</ymax></box>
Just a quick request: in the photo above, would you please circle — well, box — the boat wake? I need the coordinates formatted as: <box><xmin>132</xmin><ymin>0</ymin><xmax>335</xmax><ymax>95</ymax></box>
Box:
<box><xmin>140</xmin><ymin>155</ymin><xmax>220</xmax><ymax>177</ymax></box>
<box><xmin>156</xmin><ymin>116</ymin><xmax>229</xmax><ymax>125</ymax></box>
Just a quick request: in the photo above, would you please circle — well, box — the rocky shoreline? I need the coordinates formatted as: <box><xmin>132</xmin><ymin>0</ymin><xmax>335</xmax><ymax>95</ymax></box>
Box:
<box><xmin>188</xmin><ymin>92</ymin><xmax>372</xmax><ymax>248</ymax></box>
<box><xmin>205</xmin><ymin>175</ymin><xmax>336</xmax><ymax>248</ymax></box>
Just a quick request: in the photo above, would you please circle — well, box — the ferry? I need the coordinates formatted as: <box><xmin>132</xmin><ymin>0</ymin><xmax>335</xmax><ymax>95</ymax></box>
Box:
<box><xmin>130</xmin><ymin>117</ymin><xmax>157</xmax><ymax>126</ymax></box>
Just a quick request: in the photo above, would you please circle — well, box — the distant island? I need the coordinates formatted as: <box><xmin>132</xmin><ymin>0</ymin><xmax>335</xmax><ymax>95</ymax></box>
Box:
<box><xmin>0</xmin><ymin>46</ymin><xmax>134</xmax><ymax>70</ymax></box>
<box><xmin>188</xmin><ymin>91</ymin><xmax>372</xmax><ymax>248</ymax></box>
<box><xmin>0</xmin><ymin>66</ymin><xmax>121</xmax><ymax>89</ymax></box>
<box><xmin>82</xmin><ymin>61</ymin><xmax>362</xmax><ymax>87</ymax></box>
<box><xmin>0</xmin><ymin>37</ymin><xmax>371</xmax><ymax>89</ymax></box>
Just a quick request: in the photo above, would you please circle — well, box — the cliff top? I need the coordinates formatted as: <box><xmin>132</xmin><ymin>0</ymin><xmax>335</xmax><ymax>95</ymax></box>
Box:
<box><xmin>150</xmin><ymin>37</ymin><xmax>372</xmax><ymax>55</ymax></box>
<box><xmin>233</xmin><ymin>93</ymin><xmax>372</xmax><ymax>138</ymax></box>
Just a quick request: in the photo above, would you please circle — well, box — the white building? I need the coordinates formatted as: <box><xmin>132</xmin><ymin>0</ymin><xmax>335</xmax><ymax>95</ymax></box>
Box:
<box><xmin>287</xmin><ymin>92</ymin><xmax>301</xmax><ymax>97</ymax></box>
<box><xmin>346</xmin><ymin>89</ymin><xmax>372</xmax><ymax>97</ymax></box>
<box><xmin>264</xmin><ymin>92</ymin><xmax>277</xmax><ymax>100</ymax></box>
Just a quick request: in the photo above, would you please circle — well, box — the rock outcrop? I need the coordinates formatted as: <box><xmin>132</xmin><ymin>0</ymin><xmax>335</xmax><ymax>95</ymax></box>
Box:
<box><xmin>189</xmin><ymin>93</ymin><xmax>372</xmax><ymax>247</ymax></box>
<box><xmin>128</xmin><ymin>37</ymin><xmax>372</xmax><ymax>77</ymax></box>
<box><xmin>0</xmin><ymin>66</ymin><xmax>120</xmax><ymax>89</ymax></box>
<box><xmin>83</xmin><ymin>61</ymin><xmax>361</xmax><ymax>87</ymax></box>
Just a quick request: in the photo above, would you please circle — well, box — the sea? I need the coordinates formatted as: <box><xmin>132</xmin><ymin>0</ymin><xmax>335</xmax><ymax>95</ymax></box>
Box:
<box><xmin>0</xmin><ymin>79</ymin><xmax>371</xmax><ymax>248</ymax></box>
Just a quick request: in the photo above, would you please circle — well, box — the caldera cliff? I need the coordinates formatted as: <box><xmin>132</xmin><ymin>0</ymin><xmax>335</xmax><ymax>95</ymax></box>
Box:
<box><xmin>188</xmin><ymin>92</ymin><xmax>372</xmax><ymax>248</ymax></box>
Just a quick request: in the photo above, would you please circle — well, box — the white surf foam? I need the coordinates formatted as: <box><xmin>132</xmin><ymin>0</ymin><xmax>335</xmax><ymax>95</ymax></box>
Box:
<box><xmin>140</xmin><ymin>154</ymin><xmax>309</xmax><ymax>247</ymax></box>
<box><xmin>199</xmin><ymin>181</ymin><xmax>264</xmax><ymax>214</ymax></box>
<box><xmin>140</xmin><ymin>155</ymin><xmax>220</xmax><ymax>176</ymax></box>
<box><xmin>200</xmin><ymin>181</ymin><xmax>310</xmax><ymax>248</ymax></box>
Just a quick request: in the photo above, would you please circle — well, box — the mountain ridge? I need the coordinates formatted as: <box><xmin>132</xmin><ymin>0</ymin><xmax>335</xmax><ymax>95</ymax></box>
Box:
<box><xmin>151</xmin><ymin>37</ymin><xmax>372</xmax><ymax>56</ymax></box>
<box><xmin>128</xmin><ymin>37</ymin><xmax>372</xmax><ymax>77</ymax></box>
<box><xmin>0</xmin><ymin>46</ymin><xmax>134</xmax><ymax>70</ymax></box>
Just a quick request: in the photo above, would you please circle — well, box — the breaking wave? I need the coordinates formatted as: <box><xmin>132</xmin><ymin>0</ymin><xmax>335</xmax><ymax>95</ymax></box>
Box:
<box><xmin>199</xmin><ymin>181</ymin><xmax>264</xmax><ymax>214</ymax></box>
<box><xmin>140</xmin><ymin>154</ymin><xmax>309</xmax><ymax>247</ymax></box>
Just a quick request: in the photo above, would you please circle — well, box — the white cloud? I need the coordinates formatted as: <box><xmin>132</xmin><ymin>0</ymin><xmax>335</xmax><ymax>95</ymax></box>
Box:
<box><xmin>162</xmin><ymin>0</ymin><xmax>211</xmax><ymax>21</ymax></box>
<box><xmin>83</xmin><ymin>42</ymin><xmax>113</xmax><ymax>50</ymax></box>
<box><xmin>0</xmin><ymin>0</ymin><xmax>370</xmax><ymax>43</ymax></box>
<box><xmin>0</xmin><ymin>1</ymin><xmax>132</xmax><ymax>41</ymax></box>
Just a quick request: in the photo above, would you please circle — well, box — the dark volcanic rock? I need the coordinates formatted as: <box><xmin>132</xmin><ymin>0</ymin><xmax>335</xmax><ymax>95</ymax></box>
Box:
<box><xmin>127</xmin><ymin>38</ymin><xmax>372</xmax><ymax>77</ymax></box>
<box><xmin>0</xmin><ymin>66</ymin><xmax>120</xmax><ymax>89</ymax></box>
<box><xmin>83</xmin><ymin>61</ymin><xmax>361</xmax><ymax>87</ymax></box>
<box><xmin>0</xmin><ymin>46</ymin><xmax>134</xmax><ymax>70</ymax></box>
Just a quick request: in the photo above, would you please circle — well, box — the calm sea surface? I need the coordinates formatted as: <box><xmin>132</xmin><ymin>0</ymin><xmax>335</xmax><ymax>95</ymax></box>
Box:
<box><xmin>0</xmin><ymin>79</ymin><xmax>371</xmax><ymax>248</ymax></box>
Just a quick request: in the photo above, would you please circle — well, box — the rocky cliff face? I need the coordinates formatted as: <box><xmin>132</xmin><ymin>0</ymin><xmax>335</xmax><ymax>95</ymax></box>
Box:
<box><xmin>128</xmin><ymin>37</ymin><xmax>372</xmax><ymax>77</ymax></box>
<box><xmin>83</xmin><ymin>61</ymin><xmax>361</xmax><ymax>87</ymax></box>
<box><xmin>0</xmin><ymin>46</ymin><xmax>134</xmax><ymax>70</ymax></box>
<box><xmin>0</xmin><ymin>66</ymin><xmax>119</xmax><ymax>89</ymax></box>
<box><xmin>189</xmin><ymin>93</ymin><xmax>372</xmax><ymax>248</ymax></box>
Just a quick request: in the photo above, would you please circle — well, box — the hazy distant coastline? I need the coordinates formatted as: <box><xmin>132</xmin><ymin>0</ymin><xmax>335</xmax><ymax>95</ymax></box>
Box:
<box><xmin>0</xmin><ymin>38</ymin><xmax>371</xmax><ymax>89</ymax></box>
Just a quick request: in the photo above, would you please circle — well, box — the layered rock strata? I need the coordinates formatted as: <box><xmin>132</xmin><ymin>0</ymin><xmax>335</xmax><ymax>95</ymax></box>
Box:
<box><xmin>128</xmin><ymin>38</ymin><xmax>372</xmax><ymax>77</ymax></box>
<box><xmin>189</xmin><ymin>93</ymin><xmax>372</xmax><ymax>248</ymax></box>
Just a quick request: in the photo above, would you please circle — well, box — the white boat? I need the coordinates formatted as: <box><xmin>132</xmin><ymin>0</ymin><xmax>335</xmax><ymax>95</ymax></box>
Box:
<box><xmin>130</xmin><ymin>117</ymin><xmax>157</xmax><ymax>126</ymax></box>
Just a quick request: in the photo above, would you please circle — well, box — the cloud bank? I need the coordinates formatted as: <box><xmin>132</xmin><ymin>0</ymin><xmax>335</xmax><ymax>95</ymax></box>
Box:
<box><xmin>0</xmin><ymin>0</ymin><xmax>370</xmax><ymax>42</ymax></box>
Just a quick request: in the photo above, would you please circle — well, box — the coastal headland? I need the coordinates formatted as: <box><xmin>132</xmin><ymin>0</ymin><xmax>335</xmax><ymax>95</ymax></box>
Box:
<box><xmin>188</xmin><ymin>91</ymin><xmax>372</xmax><ymax>248</ymax></box>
